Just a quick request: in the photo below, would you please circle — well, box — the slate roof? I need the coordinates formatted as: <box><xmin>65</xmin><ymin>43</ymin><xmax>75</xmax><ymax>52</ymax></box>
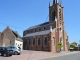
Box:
<box><xmin>24</xmin><ymin>30</ymin><xmax>51</xmax><ymax>37</ymax></box>
<box><xmin>16</xmin><ymin>38</ymin><xmax>23</xmax><ymax>42</ymax></box>
<box><xmin>10</xmin><ymin>30</ymin><xmax>23</xmax><ymax>42</ymax></box>
<box><xmin>27</xmin><ymin>21</ymin><xmax>54</xmax><ymax>30</ymax></box>
<box><xmin>11</xmin><ymin>30</ymin><xmax>21</xmax><ymax>38</ymax></box>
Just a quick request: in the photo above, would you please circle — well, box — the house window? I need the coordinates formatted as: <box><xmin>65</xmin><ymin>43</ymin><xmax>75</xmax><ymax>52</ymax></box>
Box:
<box><xmin>20</xmin><ymin>44</ymin><xmax>21</xmax><ymax>46</ymax></box>
<box><xmin>33</xmin><ymin>39</ymin><xmax>35</xmax><ymax>45</ymax></box>
<box><xmin>44</xmin><ymin>37</ymin><xmax>48</xmax><ymax>45</ymax></box>
<box><xmin>16</xmin><ymin>43</ymin><xmax>17</xmax><ymax>45</ymax></box>
<box><xmin>10</xmin><ymin>41</ymin><xmax>11</xmax><ymax>43</ymax></box>
<box><xmin>18</xmin><ymin>44</ymin><xmax>19</xmax><ymax>46</ymax></box>
<box><xmin>38</xmin><ymin>38</ymin><xmax>40</xmax><ymax>45</ymax></box>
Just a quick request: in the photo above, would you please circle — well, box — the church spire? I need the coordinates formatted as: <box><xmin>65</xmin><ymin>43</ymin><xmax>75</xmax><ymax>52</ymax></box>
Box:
<box><xmin>59</xmin><ymin>0</ymin><xmax>62</xmax><ymax>6</ymax></box>
<box><xmin>53</xmin><ymin>0</ymin><xmax>58</xmax><ymax>5</ymax></box>
<box><xmin>49</xmin><ymin>1</ymin><xmax>50</xmax><ymax>7</ymax></box>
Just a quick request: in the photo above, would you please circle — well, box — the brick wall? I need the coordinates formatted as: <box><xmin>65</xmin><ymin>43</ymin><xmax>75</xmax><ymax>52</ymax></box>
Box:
<box><xmin>23</xmin><ymin>34</ymin><xmax>51</xmax><ymax>52</ymax></box>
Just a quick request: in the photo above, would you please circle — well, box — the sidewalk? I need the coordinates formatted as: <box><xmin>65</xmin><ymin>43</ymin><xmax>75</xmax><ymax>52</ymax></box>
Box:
<box><xmin>20</xmin><ymin>51</ymin><xmax>80</xmax><ymax>60</ymax></box>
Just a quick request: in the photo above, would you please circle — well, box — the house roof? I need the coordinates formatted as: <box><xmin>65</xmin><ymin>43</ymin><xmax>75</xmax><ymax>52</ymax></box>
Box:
<box><xmin>24</xmin><ymin>30</ymin><xmax>51</xmax><ymax>37</ymax></box>
<box><xmin>2</xmin><ymin>26</ymin><xmax>23</xmax><ymax>42</ymax></box>
<box><xmin>72</xmin><ymin>41</ymin><xmax>77</xmax><ymax>44</ymax></box>
<box><xmin>26</xmin><ymin>21</ymin><xmax>54</xmax><ymax>30</ymax></box>
<box><xmin>11</xmin><ymin>30</ymin><xmax>21</xmax><ymax>38</ymax></box>
<box><xmin>16</xmin><ymin>38</ymin><xmax>23</xmax><ymax>42</ymax></box>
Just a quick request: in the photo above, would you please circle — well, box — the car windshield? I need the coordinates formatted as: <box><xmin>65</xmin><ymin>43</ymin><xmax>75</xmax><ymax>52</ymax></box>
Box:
<box><xmin>7</xmin><ymin>46</ymin><xmax>17</xmax><ymax>49</ymax></box>
<box><xmin>0</xmin><ymin>47</ymin><xmax>7</xmax><ymax>50</ymax></box>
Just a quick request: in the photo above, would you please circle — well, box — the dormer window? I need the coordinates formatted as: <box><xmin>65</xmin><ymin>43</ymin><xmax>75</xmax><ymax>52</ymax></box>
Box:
<box><xmin>39</xmin><ymin>28</ymin><xmax>41</xmax><ymax>31</ymax></box>
<box><xmin>31</xmin><ymin>30</ymin><xmax>33</xmax><ymax>33</ymax></box>
<box><xmin>28</xmin><ymin>31</ymin><xmax>29</xmax><ymax>33</ymax></box>
<box><xmin>44</xmin><ymin>27</ymin><xmax>46</xmax><ymax>30</ymax></box>
<box><xmin>35</xmin><ymin>30</ymin><xmax>36</xmax><ymax>32</ymax></box>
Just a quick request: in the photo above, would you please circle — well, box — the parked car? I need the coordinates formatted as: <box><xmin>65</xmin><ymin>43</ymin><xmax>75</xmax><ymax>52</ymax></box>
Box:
<box><xmin>7</xmin><ymin>46</ymin><xmax>21</xmax><ymax>55</ymax></box>
<box><xmin>0</xmin><ymin>47</ymin><xmax>13</xmax><ymax>57</ymax></box>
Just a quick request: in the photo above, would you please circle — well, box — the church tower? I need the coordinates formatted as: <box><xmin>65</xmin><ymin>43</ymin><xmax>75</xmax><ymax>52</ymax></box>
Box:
<box><xmin>49</xmin><ymin>0</ymin><xmax>64</xmax><ymax>22</ymax></box>
<box><xmin>49</xmin><ymin>0</ymin><xmax>68</xmax><ymax>52</ymax></box>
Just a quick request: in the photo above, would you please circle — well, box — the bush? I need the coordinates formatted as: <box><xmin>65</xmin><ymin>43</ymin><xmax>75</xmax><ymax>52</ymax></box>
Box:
<box><xmin>57</xmin><ymin>42</ymin><xmax>63</xmax><ymax>51</ymax></box>
<box><xmin>70</xmin><ymin>44</ymin><xmax>75</xmax><ymax>48</ymax></box>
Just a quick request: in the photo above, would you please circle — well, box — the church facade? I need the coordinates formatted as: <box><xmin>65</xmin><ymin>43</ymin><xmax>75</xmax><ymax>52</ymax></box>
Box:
<box><xmin>23</xmin><ymin>0</ymin><xmax>69</xmax><ymax>52</ymax></box>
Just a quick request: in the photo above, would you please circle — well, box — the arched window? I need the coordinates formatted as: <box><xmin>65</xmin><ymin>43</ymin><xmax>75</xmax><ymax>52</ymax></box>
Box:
<box><xmin>53</xmin><ymin>37</ymin><xmax>55</xmax><ymax>45</ymax></box>
<box><xmin>33</xmin><ymin>39</ymin><xmax>35</xmax><ymax>45</ymax></box>
<box><xmin>59</xmin><ymin>9</ymin><xmax>61</xmax><ymax>20</ymax></box>
<box><xmin>25</xmin><ymin>40</ymin><xmax>27</xmax><ymax>45</ymax></box>
<box><xmin>44</xmin><ymin>37</ymin><xmax>48</xmax><ymax>45</ymax></box>
<box><xmin>38</xmin><ymin>38</ymin><xmax>40</xmax><ymax>45</ymax></box>
<box><xmin>29</xmin><ymin>39</ymin><xmax>31</xmax><ymax>45</ymax></box>
<box><xmin>26</xmin><ymin>40</ymin><xmax>28</xmax><ymax>45</ymax></box>
<box><xmin>24</xmin><ymin>39</ymin><xmax>27</xmax><ymax>45</ymax></box>
<box><xmin>52</xmin><ymin>10</ymin><xmax>55</xmax><ymax>21</ymax></box>
<box><xmin>60</xmin><ymin>37</ymin><xmax>62</xmax><ymax>42</ymax></box>
<box><xmin>66</xmin><ymin>39</ymin><xmax>67</xmax><ymax>45</ymax></box>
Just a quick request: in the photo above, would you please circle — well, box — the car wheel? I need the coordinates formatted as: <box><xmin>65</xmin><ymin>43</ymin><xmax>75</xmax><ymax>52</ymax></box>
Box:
<box><xmin>18</xmin><ymin>53</ymin><xmax>20</xmax><ymax>55</ymax></box>
<box><xmin>3</xmin><ymin>54</ymin><xmax>7</xmax><ymax>57</ymax></box>
<box><xmin>1</xmin><ymin>53</ymin><xmax>3</xmax><ymax>56</ymax></box>
<box><xmin>14</xmin><ymin>51</ymin><xmax>18</xmax><ymax>55</ymax></box>
<box><xmin>9</xmin><ymin>54</ymin><xmax>12</xmax><ymax>56</ymax></box>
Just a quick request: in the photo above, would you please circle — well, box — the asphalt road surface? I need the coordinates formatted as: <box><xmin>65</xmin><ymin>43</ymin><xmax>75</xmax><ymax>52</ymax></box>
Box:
<box><xmin>42</xmin><ymin>52</ymin><xmax>80</xmax><ymax>60</ymax></box>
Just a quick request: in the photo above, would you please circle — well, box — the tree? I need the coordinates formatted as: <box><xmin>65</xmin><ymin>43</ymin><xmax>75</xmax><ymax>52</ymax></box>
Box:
<box><xmin>70</xmin><ymin>44</ymin><xmax>75</xmax><ymax>48</ymax></box>
<box><xmin>57</xmin><ymin>42</ymin><xmax>63</xmax><ymax>52</ymax></box>
<box><xmin>70</xmin><ymin>44</ymin><xmax>75</xmax><ymax>51</ymax></box>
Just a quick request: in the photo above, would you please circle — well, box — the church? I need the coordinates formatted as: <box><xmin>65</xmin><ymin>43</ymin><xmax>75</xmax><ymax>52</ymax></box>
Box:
<box><xmin>23</xmin><ymin>0</ymin><xmax>69</xmax><ymax>52</ymax></box>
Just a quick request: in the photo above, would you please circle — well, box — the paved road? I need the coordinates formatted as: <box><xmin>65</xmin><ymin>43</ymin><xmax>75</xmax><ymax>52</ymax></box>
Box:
<box><xmin>42</xmin><ymin>52</ymin><xmax>80</xmax><ymax>60</ymax></box>
<box><xmin>0</xmin><ymin>51</ymin><xmax>79</xmax><ymax>60</ymax></box>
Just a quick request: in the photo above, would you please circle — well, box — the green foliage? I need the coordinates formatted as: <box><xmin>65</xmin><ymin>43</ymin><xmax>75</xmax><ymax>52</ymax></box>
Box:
<box><xmin>57</xmin><ymin>42</ymin><xmax>63</xmax><ymax>48</ymax></box>
<box><xmin>70</xmin><ymin>44</ymin><xmax>75</xmax><ymax>48</ymax></box>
